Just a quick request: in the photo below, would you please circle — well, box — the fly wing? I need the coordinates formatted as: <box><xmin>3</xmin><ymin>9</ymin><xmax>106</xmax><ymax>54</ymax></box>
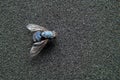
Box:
<box><xmin>30</xmin><ymin>39</ymin><xmax>48</xmax><ymax>57</ymax></box>
<box><xmin>26</xmin><ymin>24</ymin><xmax>48</xmax><ymax>32</ymax></box>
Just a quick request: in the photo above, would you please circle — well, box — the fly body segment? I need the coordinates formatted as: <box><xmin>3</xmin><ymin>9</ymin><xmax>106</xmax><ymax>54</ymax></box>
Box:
<box><xmin>26</xmin><ymin>24</ymin><xmax>57</xmax><ymax>58</ymax></box>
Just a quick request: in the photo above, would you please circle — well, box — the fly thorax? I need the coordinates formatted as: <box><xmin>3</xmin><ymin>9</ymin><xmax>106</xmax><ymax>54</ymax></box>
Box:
<box><xmin>41</xmin><ymin>31</ymin><xmax>55</xmax><ymax>38</ymax></box>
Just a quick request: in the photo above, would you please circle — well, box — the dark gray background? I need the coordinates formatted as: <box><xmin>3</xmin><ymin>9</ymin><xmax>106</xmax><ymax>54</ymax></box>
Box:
<box><xmin>0</xmin><ymin>0</ymin><xmax>120</xmax><ymax>80</ymax></box>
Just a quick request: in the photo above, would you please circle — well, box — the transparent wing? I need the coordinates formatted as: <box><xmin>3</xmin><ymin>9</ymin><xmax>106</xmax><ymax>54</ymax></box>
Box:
<box><xmin>26</xmin><ymin>24</ymin><xmax>48</xmax><ymax>32</ymax></box>
<box><xmin>30</xmin><ymin>39</ymin><xmax>48</xmax><ymax>57</ymax></box>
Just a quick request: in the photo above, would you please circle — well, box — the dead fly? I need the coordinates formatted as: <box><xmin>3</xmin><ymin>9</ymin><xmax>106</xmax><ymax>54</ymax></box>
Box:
<box><xmin>26</xmin><ymin>24</ymin><xmax>57</xmax><ymax>58</ymax></box>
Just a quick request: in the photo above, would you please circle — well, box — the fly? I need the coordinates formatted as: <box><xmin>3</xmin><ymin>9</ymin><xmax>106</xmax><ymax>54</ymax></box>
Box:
<box><xmin>26</xmin><ymin>24</ymin><xmax>57</xmax><ymax>58</ymax></box>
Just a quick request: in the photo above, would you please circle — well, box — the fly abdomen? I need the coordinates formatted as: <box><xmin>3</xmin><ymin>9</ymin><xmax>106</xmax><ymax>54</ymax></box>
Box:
<box><xmin>33</xmin><ymin>31</ymin><xmax>42</xmax><ymax>42</ymax></box>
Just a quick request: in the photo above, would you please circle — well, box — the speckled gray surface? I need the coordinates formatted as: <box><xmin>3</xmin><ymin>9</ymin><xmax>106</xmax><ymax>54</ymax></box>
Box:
<box><xmin>0</xmin><ymin>0</ymin><xmax>120</xmax><ymax>80</ymax></box>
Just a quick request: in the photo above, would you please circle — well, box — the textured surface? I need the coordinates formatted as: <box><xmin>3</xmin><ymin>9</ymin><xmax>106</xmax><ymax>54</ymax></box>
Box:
<box><xmin>0</xmin><ymin>0</ymin><xmax>120</xmax><ymax>80</ymax></box>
